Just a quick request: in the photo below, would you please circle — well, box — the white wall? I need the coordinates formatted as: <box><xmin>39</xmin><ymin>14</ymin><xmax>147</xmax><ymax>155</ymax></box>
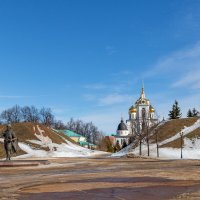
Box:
<box><xmin>117</xmin><ymin>130</ymin><xmax>129</xmax><ymax>136</ymax></box>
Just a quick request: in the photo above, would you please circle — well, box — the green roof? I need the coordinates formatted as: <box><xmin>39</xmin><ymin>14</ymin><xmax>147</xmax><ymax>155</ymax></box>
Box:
<box><xmin>57</xmin><ymin>130</ymin><xmax>85</xmax><ymax>138</ymax></box>
<box><xmin>105</xmin><ymin>133</ymin><xmax>116</xmax><ymax>136</ymax></box>
<box><xmin>79</xmin><ymin>141</ymin><xmax>96</xmax><ymax>146</ymax></box>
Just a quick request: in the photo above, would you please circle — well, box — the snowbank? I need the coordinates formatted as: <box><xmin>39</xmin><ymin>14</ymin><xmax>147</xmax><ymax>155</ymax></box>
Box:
<box><xmin>18</xmin><ymin>141</ymin><xmax>102</xmax><ymax>158</ymax></box>
<box><xmin>112</xmin><ymin>141</ymin><xmax>200</xmax><ymax>159</ymax></box>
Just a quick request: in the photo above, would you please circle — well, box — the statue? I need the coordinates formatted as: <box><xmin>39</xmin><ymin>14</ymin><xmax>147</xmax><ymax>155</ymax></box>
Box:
<box><xmin>2</xmin><ymin>124</ymin><xmax>18</xmax><ymax>160</ymax></box>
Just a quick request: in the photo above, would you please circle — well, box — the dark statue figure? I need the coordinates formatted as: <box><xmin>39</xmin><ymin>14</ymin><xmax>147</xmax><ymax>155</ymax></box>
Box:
<box><xmin>2</xmin><ymin>124</ymin><xmax>18</xmax><ymax>160</ymax></box>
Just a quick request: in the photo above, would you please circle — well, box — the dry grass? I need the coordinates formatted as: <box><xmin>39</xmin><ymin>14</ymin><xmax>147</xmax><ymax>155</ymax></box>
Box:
<box><xmin>162</xmin><ymin>127</ymin><xmax>200</xmax><ymax>148</ymax></box>
<box><xmin>0</xmin><ymin>122</ymin><xmax>74</xmax><ymax>158</ymax></box>
<box><xmin>150</xmin><ymin>118</ymin><xmax>199</xmax><ymax>148</ymax></box>
<box><xmin>0</xmin><ymin>143</ymin><xmax>5</xmax><ymax>158</ymax></box>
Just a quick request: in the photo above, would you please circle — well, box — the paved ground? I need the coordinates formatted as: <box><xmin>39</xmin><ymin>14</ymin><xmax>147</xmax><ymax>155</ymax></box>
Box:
<box><xmin>0</xmin><ymin>157</ymin><xmax>200</xmax><ymax>200</ymax></box>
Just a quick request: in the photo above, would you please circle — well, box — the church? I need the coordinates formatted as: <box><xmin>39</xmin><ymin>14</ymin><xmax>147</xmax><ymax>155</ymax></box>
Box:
<box><xmin>114</xmin><ymin>86</ymin><xmax>158</xmax><ymax>147</ymax></box>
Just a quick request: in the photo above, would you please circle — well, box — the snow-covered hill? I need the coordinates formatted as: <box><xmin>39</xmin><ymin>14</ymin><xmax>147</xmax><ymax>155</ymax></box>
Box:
<box><xmin>0</xmin><ymin>123</ymin><xmax>106</xmax><ymax>159</ymax></box>
<box><xmin>112</xmin><ymin>118</ymin><xmax>200</xmax><ymax>159</ymax></box>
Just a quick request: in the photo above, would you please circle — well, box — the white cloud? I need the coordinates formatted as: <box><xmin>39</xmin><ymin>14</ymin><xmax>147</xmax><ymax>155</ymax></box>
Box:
<box><xmin>98</xmin><ymin>93</ymin><xmax>133</xmax><ymax>106</ymax></box>
<box><xmin>52</xmin><ymin>108</ymin><xmax>65</xmax><ymax>115</ymax></box>
<box><xmin>144</xmin><ymin>41</ymin><xmax>200</xmax><ymax>91</ymax></box>
<box><xmin>145</xmin><ymin>42</ymin><xmax>200</xmax><ymax>78</ymax></box>
<box><xmin>83</xmin><ymin>94</ymin><xmax>96</xmax><ymax>101</ymax></box>
<box><xmin>139</xmin><ymin>41</ymin><xmax>200</xmax><ymax>120</ymax></box>
<box><xmin>172</xmin><ymin>69</ymin><xmax>200</xmax><ymax>89</ymax></box>
<box><xmin>0</xmin><ymin>95</ymin><xmax>52</xmax><ymax>99</ymax></box>
<box><xmin>84</xmin><ymin>81</ymin><xmax>133</xmax><ymax>93</ymax></box>
<box><xmin>0</xmin><ymin>96</ymin><xmax>27</xmax><ymax>99</ymax></box>
<box><xmin>84</xmin><ymin>83</ymin><xmax>107</xmax><ymax>90</ymax></box>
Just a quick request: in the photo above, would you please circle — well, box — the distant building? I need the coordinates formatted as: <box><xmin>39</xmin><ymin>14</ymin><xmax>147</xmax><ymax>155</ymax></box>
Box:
<box><xmin>62</xmin><ymin>130</ymin><xmax>86</xmax><ymax>143</ymax></box>
<box><xmin>113</xmin><ymin>85</ymin><xmax>158</xmax><ymax>147</ymax></box>
<box><xmin>105</xmin><ymin>136</ymin><xmax>116</xmax><ymax>144</ymax></box>
<box><xmin>126</xmin><ymin>85</ymin><xmax>158</xmax><ymax>135</ymax></box>
<box><xmin>114</xmin><ymin>119</ymin><xmax>130</xmax><ymax>146</ymax></box>
<box><xmin>57</xmin><ymin>130</ymin><xmax>96</xmax><ymax>149</ymax></box>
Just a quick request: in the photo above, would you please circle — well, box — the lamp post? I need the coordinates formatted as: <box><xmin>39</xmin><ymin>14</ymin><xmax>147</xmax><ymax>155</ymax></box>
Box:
<box><xmin>180</xmin><ymin>131</ymin><xmax>183</xmax><ymax>159</ymax></box>
<box><xmin>139</xmin><ymin>134</ymin><xmax>142</xmax><ymax>156</ymax></box>
<box><xmin>155</xmin><ymin>130</ymin><xmax>159</xmax><ymax>158</ymax></box>
<box><xmin>139</xmin><ymin>121</ymin><xmax>142</xmax><ymax>156</ymax></box>
<box><xmin>146</xmin><ymin>120</ymin><xmax>150</xmax><ymax>157</ymax></box>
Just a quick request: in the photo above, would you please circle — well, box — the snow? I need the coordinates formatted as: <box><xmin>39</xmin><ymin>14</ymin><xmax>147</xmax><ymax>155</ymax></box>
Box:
<box><xmin>184</xmin><ymin>137</ymin><xmax>200</xmax><ymax>149</ymax></box>
<box><xmin>112</xmin><ymin>140</ymin><xmax>200</xmax><ymax>159</ymax></box>
<box><xmin>112</xmin><ymin>119</ymin><xmax>200</xmax><ymax>159</ymax></box>
<box><xmin>17</xmin><ymin>139</ymin><xmax>106</xmax><ymax>158</ymax></box>
<box><xmin>0</xmin><ymin>126</ymin><xmax>107</xmax><ymax>159</ymax></box>
<box><xmin>18</xmin><ymin>143</ymin><xmax>48</xmax><ymax>158</ymax></box>
<box><xmin>16</xmin><ymin>126</ymin><xmax>107</xmax><ymax>158</ymax></box>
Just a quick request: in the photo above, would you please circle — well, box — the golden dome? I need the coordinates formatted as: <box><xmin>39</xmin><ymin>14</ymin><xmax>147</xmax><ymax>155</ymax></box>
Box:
<box><xmin>150</xmin><ymin>105</ymin><xmax>155</xmax><ymax>113</ymax></box>
<box><xmin>129</xmin><ymin>106</ymin><xmax>137</xmax><ymax>113</ymax></box>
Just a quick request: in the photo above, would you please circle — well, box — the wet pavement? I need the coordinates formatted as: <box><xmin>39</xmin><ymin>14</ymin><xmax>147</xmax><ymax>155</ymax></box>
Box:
<box><xmin>0</xmin><ymin>160</ymin><xmax>50</xmax><ymax>167</ymax></box>
<box><xmin>0</xmin><ymin>157</ymin><xmax>200</xmax><ymax>200</ymax></box>
<box><xmin>20</xmin><ymin>185</ymin><xmax>200</xmax><ymax>200</ymax></box>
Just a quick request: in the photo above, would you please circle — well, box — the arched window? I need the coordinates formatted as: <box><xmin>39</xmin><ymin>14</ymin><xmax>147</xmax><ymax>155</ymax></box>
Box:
<box><xmin>142</xmin><ymin>108</ymin><xmax>146</xmax><ymax>119</ymax></box>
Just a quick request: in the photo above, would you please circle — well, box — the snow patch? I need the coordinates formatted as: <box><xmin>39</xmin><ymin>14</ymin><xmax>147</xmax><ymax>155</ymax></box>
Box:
<box><xmin>160</xmin><ymin>119</ymin><xmax>200</xmax><ymax>146</ymax></box>
<box><xmin>20</xmin><ymin>128</ymin><xmax>106</xmax><ymax>158</ymax></box>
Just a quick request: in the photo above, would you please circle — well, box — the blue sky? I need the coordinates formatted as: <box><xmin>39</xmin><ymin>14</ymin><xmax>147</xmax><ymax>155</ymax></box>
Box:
<box><xmin>0</xmin><ymin>0</ymin><xmax>200</xmax><ymax>133</ymax></box>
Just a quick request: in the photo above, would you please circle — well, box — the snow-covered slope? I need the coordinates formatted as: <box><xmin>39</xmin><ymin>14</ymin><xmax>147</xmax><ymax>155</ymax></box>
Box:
<box><xmin>0</xmin><ymin>123</ymin><xmax>106</xmax><ymax>158</ymax></box>
<box><xmin>18</xmin><ymin>139</ymin><xmax>105</xmax><ymax>158</ymax></box>
<box><xmin>112</xmin><ymin>118</ymin><xmax>200</xmax><ymax>159</ymax></box>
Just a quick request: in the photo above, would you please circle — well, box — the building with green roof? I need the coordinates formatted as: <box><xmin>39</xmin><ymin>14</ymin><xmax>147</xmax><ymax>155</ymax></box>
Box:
<box><xmin>56</xmin><ymin>129</ymin><xmax>97</xmax><ymax>149</ymax></box>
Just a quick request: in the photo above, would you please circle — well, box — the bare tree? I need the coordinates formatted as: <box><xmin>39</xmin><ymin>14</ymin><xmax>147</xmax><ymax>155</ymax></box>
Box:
<box><xmin>65</xmin><ymin>118</ymin><xmax>103</xmax><ymax>145</ymax></box>
<box><xmin>21</xmin><ymin>106</ymin><xmax>40</xmax><ymax>123</ymax></box>
<box><xmin>11</xmin><ymin>105</ymin><xmax>22</xmax><ymax>123</ymax></box>
<box><xmin>21</xmin><ymin>106</ymin><xmax>31</xmax><ymax>122</ymax></box>
<box><xmin>30</xmin><ymin>106</ymin><xmax>40</xmax><ymax>123</ymax></box>
<box><xmin>1</xmin><ymin>105</ymin><xmax>21</xmax><ymax>123</ymax></box>
<box><xmin>40</xmin><ymin>107</ymin><xmax>54</xmax><ymax>126</ymax></box>
<box><xmin>1</xmin><ymin>109</ymin><xmax>13</xmax><ymax>123</ymax></box>
<box><xmin>66</xmin><ymin>118</ymin><xmax>76</xmax><ymax>130</ymax></box>
<box><xmin>53</xmin><ymin>120</ymin><xmax>66</xmax><ymax>130</ymax></box>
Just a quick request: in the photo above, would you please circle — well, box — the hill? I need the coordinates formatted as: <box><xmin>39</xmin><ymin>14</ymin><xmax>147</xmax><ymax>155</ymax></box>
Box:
<box><xmin>113</xmin><ymin>117</ymin><xmax>200</xmax><ymax>159</ymax></box>
<box><xmin>151</xmin><ymin>117</ymin><xmax>200</xmax><ymax>147</ymax></box>
<box><xmin>0</xmin><ymin>122</ymin><xmax>105</xmax><ymax>159</ymax></box>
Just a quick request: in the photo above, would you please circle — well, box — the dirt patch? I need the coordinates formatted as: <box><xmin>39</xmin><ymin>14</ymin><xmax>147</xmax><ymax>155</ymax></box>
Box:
<box><xmin>20</xmin><ymin>184</ymin><xmax>200</xmax><ymax>200</ymax></box>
